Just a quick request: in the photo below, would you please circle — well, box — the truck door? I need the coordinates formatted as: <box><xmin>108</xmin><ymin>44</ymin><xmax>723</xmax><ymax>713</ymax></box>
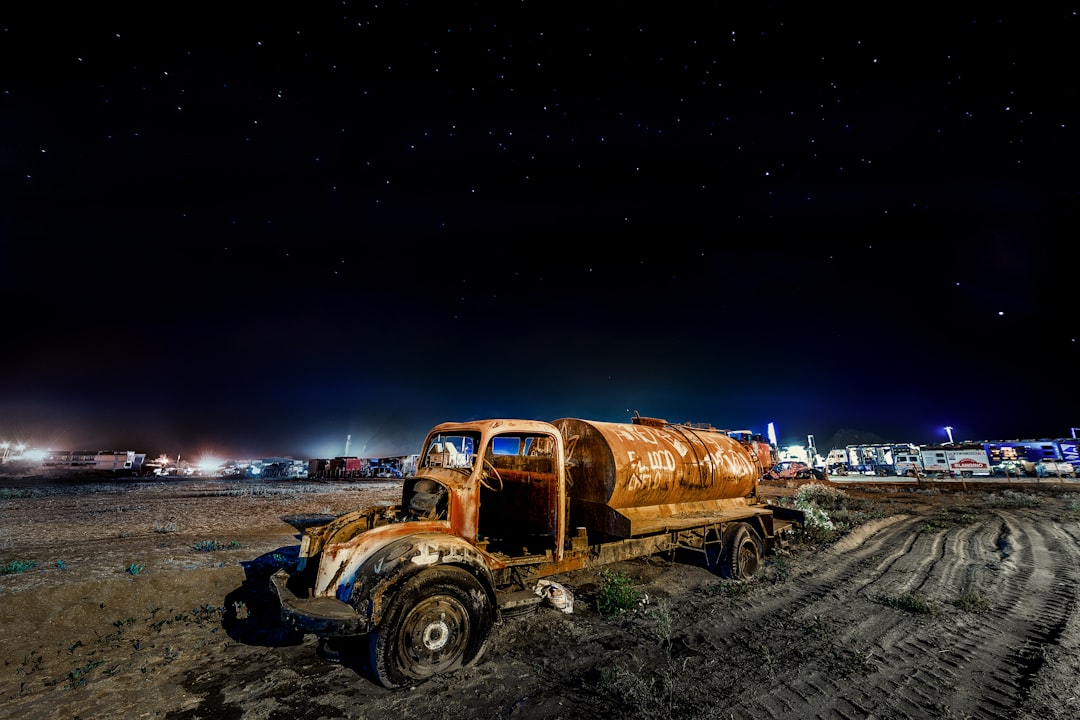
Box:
<box><xmin>476</xmin><ymin>432</ymin><xmax>559</xmax><ymax>558</ymax></box>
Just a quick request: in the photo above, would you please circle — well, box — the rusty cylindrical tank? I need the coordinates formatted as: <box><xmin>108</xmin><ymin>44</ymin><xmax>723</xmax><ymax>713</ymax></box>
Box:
<box><xmin>552</xmin><ymin>417</ymin><xmax>759</xmax><ymax>512</ymax></box>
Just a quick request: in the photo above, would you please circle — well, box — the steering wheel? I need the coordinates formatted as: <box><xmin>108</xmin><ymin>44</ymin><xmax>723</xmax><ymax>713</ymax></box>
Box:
<box><xmin>480</xmin><ymin>457</ymin><xmax>504</xmax><ymax>492</ymax></box>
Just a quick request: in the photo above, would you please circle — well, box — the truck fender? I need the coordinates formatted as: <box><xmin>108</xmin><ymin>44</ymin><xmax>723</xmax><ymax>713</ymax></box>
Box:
<box><xmin>347</xmin><ymin>533</ymin><xmax>497</xmax><ymax>630</ymax></box>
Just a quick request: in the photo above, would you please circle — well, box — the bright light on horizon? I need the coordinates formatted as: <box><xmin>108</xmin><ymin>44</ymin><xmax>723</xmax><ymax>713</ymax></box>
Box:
<box><xmin>197</xmin><ymin>456</ymin><xmax>223</xmax><ymax>473</ymax></box>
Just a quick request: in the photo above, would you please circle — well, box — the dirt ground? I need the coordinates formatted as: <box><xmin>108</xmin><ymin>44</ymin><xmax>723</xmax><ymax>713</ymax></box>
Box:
<box><xmin>1</xmin><ymin>474</ymin><xmax>1079</xmax><ymax>720</ymax></box>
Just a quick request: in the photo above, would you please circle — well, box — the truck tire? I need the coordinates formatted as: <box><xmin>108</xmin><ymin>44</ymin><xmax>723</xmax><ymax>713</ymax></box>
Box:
<box><xmin>369</xmin><ymin>565</ymin><xmax>493</xmax><ymax>689</ymax></box>
<box><xmin>720</xmin><ymin>523</ymin><xmax>762</xmax><ymax>580</ymax></box>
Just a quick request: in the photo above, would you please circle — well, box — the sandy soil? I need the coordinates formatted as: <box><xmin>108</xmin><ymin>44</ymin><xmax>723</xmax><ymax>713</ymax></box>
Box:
<box><xmin>1</xmin><ymin>474</ymin><xmax>1079</xmax><ymax>720</ymax></box>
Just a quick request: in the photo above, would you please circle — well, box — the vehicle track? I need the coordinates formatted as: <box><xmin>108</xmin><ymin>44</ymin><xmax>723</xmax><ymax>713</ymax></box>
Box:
<box><xmin>672</xmin><ymin>507</ymin><xmax>1080</xmax><ymax>719</ymax></box>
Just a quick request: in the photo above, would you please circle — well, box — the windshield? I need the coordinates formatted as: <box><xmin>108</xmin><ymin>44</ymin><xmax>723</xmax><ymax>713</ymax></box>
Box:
<box><xmin>421</xmin><ymin>433</ymin><xmax>479</xmax><ymax>473</ymax></box>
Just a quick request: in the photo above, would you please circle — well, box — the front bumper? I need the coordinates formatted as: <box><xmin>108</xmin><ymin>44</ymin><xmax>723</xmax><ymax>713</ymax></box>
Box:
<box><xmin>269</xmin><ymin>569</ymin><xmax>370</xmax><ymax>637</ymax></box>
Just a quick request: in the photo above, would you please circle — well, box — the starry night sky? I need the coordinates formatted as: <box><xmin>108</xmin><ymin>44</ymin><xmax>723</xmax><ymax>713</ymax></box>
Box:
<box><xmin>2</xmin><ymin>4</ymin><xmax>1077</xmax><ymax>461</ymax></box>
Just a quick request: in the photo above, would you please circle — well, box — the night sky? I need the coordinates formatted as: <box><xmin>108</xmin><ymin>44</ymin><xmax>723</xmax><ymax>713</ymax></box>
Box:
<box><xmin>2</xmin><ymin>4</ymin><xmax>1077</xmax><ymax>462</ymax></box>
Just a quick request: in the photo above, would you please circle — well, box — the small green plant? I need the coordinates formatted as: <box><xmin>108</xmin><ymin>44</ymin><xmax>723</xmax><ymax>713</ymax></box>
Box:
<box><xmin>55</xmin><ymin>559</ymin><xmax>66</xmax><ymax>570</ymax></box>
<box><xmin>882</xmin><ymin>592</ymin><xmax>937</xmax><ymax>615</ymax></box>
<box><xmin>1</xmin><ymin>559</ymin><xmax>39</xmax><ymax>575</ymax></box>
<box><xmin>68</xmin><ymin>660</ymin><xmax>103</xmax><ymax>687</ymax></box>
<box><xmin>768</xmin><ymin>554</ymin><xmax>791</xmax><ymax>584</ymax></box>
<box><xmin>799</xmin><ymin>505</ymin><xmax>835</xmax><ymax>531</ymax></box>
<box><xmin>953</xmin><ymin>591</ymin><xmax>991</xmax><ymax>613</ymax></box>
<box><xmin>795</xmin><ymin>482</ymin><xmax>848</xmax><ymax>511</ymax></box>
<box><xmin>126</xmin><ymin>563</ymin><xmax>146</xmax><ymax>576</ymax></box>
<box><xmin>193</xmin><ymin>540</ymin><xmax>242</xmax><ymax>552</ymax></box>
<box><xmin>788</xmin><ymin>483</ymin><xmax>847</xmax><ymax>543</ymax></box>
<box><xmin>595</xmin><ymin>569</ymin><xmax>640</xmax><ymax>618</ymax></box>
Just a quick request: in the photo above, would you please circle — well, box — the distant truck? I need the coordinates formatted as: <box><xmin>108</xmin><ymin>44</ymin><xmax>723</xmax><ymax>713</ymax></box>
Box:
<box><xmin>271</xmin><ymin>415</ymin><xmax>804</xmax><ymax>688</ymax></box>
<box><xmin>892</xmin><ymin>445</ymin><xmax>991</xmax><ymax>478</ymax></box>
<box><xmin>824</xmin><ymin>448</ymin><xmax>850</xmax><ymax>475</ymax></box>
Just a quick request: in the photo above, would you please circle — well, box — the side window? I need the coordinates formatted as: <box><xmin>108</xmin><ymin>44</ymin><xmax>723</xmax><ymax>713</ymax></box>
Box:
<box><xmin>526</xmin><ymin>435</ymin><xmax>556</xmax><ymax>457</ymax></box>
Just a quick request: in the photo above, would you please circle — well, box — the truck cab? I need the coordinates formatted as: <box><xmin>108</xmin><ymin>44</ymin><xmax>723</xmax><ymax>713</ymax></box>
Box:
<box><xmin>271</xmin><ymin>419</ymin><xmax>568</xmax><ymax>688</ymax></box>
<box><xmin>407</xmin><ymin>421</ymin><xmax>567</xmax><ymax>563</ymax></box>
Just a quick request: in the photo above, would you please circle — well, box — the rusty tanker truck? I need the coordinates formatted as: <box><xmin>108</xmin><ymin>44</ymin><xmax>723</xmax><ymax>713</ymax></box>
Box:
<box><xmin>270</xmin><ymin>415</ymin><xmax>804</xmax><ymax>688</ymax></box>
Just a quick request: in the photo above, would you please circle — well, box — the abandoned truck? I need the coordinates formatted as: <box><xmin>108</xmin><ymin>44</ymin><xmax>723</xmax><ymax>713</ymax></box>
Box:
<box><xmin>270</xmin><ymin>415</ymin><xmax>804</xmax><ymax>688</ymax></box>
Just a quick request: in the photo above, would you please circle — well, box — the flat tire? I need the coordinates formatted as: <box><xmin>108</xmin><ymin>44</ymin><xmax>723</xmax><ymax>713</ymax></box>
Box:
<box><xmin>720</xmin><ymin>523</ymin><xmax>762</xmax><ymax>580</ymax></box>
<box><xmin>369</xmin><ymin>566</ymin><xmax>492</xmax><ymax>688</ymax></box>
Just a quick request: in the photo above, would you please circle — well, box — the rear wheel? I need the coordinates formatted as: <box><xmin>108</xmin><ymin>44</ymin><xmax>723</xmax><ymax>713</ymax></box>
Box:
<box><xmin>369</xmin><ymin>566</ymin><xmax>493</xmax><ymax>689</ymax></box>
<box><xmin>720</xmin><ymin>523</ymin><xmax>762</xmax><ymax>580</ymax></box>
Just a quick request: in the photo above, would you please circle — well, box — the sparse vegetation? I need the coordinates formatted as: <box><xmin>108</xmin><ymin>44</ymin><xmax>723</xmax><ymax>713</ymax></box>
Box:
<box><xmin>783</xmin><ymin>482</ymin><xmax>889</xmax><ymax>544</ymax></box>
<box><xmin>697</xmin><ymin>580</ymin><xmax>754</xmax><ymax>599</ymax></box>
<box><xmin>985</xmin><ymin>490</ymin><xmax>1041</xmax><ymax>508</ymax></box>
<box><xmin>922</xmin><ymin>508</ymin><xmax>980</xmax><ymax>532</ymax></box>
<box><xmin>953</xmin><ymin>591</ymin><xmax>991</xmax><ymax>613</ymax></box>
<box><xmin>1</xmin><ymin>559</ymin><xmax>39</xmax><ymax>575</ymax></box>
<box><xmin>599</xmin><ymin>599</ymin><xmax>717</xmax><ymax>720</ymax></box>
<box><xmin>67</xmin><ymin>660</ymin><xmax>103</xmax><ymax>687</ymax></box>
<box><xmin>193</xmin><ymin>540</ymin><xmax>241</xmax><ymax>552</ymax></box>
<box><xmin>768</xmin><ymin>553</ymin><xmax>792</xmax><ymax>583</ymax></box>
<box><xmin>945</xmin><ymin>507</ymin><xmax>980</xmax><ymax>525</ymax></box>
<box><xmin>126</xmin><ymin>563</ymin><xmax>146</xmax><ymax>576</ymax></box>
<box><xmin>795</xmin><ymin>482</ymin><xmax>848</xmax><ymax>510</ymax></box>
<box><xmin>596</xmin><ymin>569</ymin><xmax>640</xmax><ymax>618</ymax></box>
<box><xmin>882</xmin><ymin>592</ymin><xmax>938</xmax><ymax>615</ymax></box>
<box><xmin>154</xmin><ymin>521</ymin><xmax>180</xmax><ymax>534</ymax></box>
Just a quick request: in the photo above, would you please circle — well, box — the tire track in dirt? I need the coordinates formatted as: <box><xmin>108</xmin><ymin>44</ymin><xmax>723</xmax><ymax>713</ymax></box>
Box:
<box><xmin>811</xmin><ymin>509</ymin><xmax>1070</xmax><ymax>718</ymax></box>
<box><xmin>996</xmin><ymin>512</ymin><xmax>1079</xmax><ymax>701</ymax></box>
<box><xmin>664</xmin><ymin>507</ymin><xmax>1080</xmax><ymax>719</ymax></box>
<box><xmin>1012</xmin><ymin>515</ymin><xmax>1080</xmax><ymax>719</ymax></box>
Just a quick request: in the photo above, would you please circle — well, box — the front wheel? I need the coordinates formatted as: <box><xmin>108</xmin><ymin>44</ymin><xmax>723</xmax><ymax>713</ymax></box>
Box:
<box><xmin>369</xmin><ymin>566</ymin><xmax>493</xmax><ymax>689</ymax></box>
<box><xmin>720</xmin><ymin>523</ymin><xmax>762</xmax><ymax>580</ymax></box>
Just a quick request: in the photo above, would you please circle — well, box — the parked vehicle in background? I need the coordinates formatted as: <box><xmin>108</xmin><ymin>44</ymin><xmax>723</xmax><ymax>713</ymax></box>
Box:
<box><xmin>824</xmin><ymin>448</ymin><xmax>849</xmax><ymax>476</ymax></box>
<box><xmin>1035</xmin><ymin>460</ymin><xmax>1076</xmax><ymax>478</ymax></box>
<box><xmin>765</xmin><ymin>460</ymin><xmax>826</xmax><ymax>481</ymax></box>
<box><xmin>918</xmin><ymin>445</ymin><xmax>992</xmax><ymax>478</ymax></box>
<box><xmin>991</xmin><ymin>459</ymin><xmax>1033</xmax><ymax>477</ymax></box>
<box><xmin>845</xmin><ymin>443</ymin><xmax>917</xmax><ymax>476</ymax></box>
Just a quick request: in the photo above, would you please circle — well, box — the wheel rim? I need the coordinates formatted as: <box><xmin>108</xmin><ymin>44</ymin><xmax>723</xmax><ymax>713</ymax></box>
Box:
<box><xmin>737</xmin><ymin>539</ymin><xmax>760</xmax><ymax>577</ymax></box>
<box><xmin>396</xmin><ymin>595</ymin><xmax>471</xmax><ymax>676</ymax></box>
